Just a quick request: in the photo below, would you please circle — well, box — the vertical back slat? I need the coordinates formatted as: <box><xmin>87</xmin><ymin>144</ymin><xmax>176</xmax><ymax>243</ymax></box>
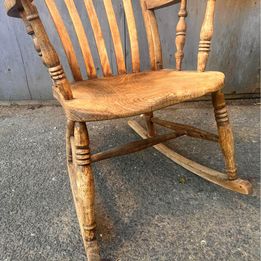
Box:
<box><xmin>140</xmin><ymin>0</ymin><xmax>156</xmax><ymax>70</ymax></box>
<box><xmin>175</xmin><ymin>0</ymin><xmax>187</xmax><ymax>71</ymax></box>
<box><xmin>103</xmin><ymin>0</ymin><xmax>126</xmax><ymax>74</ymax></box>
<box><xmin>122</xmin><ymin>0</ymin><xmax>140</xmax><ymax>72</ymax></box>
<box><xmin>84</xmin><ymin>0</ymin><xmax>112</xmax><ymax>76</ymax></box>
<box><xmin>64</xmin><ymin>0</ymin><xmax>96</xmax><ymax>78</ymax></box>
<box><xmin>141</xmin><ymin>0</ymin><xmax>162</xmax><ymax>70</ymax></box>
<box><xmin>45</xmin><ymin>0</ymin><xmax>82</xmax><ymax>81</ymax></box>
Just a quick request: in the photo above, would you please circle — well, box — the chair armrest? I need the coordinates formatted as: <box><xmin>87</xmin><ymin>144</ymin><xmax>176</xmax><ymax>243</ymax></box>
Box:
<box><xmin>146</xmin><ymin>0</ymin><xmax>180</xmax><ymax>10</ymax></box>
<box><xmin>4</xmin><ymin>0</ymin><xmax>73</xmax><ymax>100</ymax></box>
<box><xmin>4</xmin><ymin>0</ymin><xmax>30</xmax><ymax>18</ymax></box>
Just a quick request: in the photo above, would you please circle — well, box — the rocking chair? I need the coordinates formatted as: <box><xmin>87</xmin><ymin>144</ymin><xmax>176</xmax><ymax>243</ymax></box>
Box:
<box><xmin>5</xmin><ymin>0</ymin><xmax>253</xmax><ymax>260</ymax></box>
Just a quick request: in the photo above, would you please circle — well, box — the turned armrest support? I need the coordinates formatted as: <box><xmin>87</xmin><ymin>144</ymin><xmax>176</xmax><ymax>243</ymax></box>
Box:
<box><xmin>4</xmin><ymin>0</ymin><xmax>73</xmax><ymax>100</ymax></box>
<box><xmin>145</xmin><ymin>0</ymin><xmax>180</xmax><ymax>10</ymax></box>
<box><xmin>197</xmin><ymin>0</ymin><xmax>217</xmax><ymax>72</ymax></box>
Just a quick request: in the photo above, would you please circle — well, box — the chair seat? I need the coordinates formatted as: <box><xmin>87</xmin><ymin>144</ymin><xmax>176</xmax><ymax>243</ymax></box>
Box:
<box><xmin>58</xmin><ymin>69</ymin><xmax>224</xmax><ymax>122</ymax></box>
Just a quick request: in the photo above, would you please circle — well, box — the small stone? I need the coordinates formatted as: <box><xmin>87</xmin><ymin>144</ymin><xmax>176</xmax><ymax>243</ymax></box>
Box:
<box><xmin>201</xmin><ymin>240</ymin><xmax>207</xmax><ymax>246</ymax></box>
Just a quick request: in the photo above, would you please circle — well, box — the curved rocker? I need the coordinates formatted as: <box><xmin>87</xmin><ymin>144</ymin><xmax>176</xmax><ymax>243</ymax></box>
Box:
<box><xmin>4</xmin><ymin>0</ymin><xmax>254</xmax><ymax>260</ymax></box>
<box><xmin>128</xmin><ymin>120</ymin><xmax>253</xmax><ymax>195</ymax></box>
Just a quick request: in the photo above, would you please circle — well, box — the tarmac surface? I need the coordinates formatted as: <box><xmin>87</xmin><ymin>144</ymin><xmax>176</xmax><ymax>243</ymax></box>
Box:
<box><xmin>0</xmin><ymin>100</ymin><xmax>260</xmax><ymax>261</ymax></box>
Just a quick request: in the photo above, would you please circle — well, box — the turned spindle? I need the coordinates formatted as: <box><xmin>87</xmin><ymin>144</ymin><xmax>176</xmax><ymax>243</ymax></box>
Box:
<box><xmin>175</xmin><ymin>0</ymin><xmax>187</xmax><ymax>71</ymax></box>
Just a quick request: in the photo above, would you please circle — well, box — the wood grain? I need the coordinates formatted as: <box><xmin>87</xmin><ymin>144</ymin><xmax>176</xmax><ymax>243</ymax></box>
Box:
<box><xmin>197</xmin><ymin>0</ymin><xmax>216</xmax><ymax>72</ymax></box>
<box><xmin>129</xmin><ymin>120</ymin><xmax>253</xmax><ymax>195</ymax></box>
<box><xmin>140</xmin><ymin>0</ymin><xmax>162</xmax><ymax>70</ymax></box>
<box><xmin>45</xmin><ymin>0</ymin><xmax>82</xmax><ymax>81</ymax></box>
<box><xmin>122</xmin><ymin>0</ymin><xmax>140</xmax><ymax>72</ymax></box>
<box><xmin>103</xmin><ymin>0</ymin><xmax>126</xmax><ymax>74</ymax></box>
<box><xmin>20</xmin><ymin>0</ymin><xmax>73</xmax><ymax>100</ymax></box>
<box><xmin>64</xmin><ymin>0</ymin><xmax>96</xmax><ymax>79</ymax></box>
<box><xmin>91</xmin><ymin>131</ymin><xmax>183</xmax><ymax>163</ymax></box>
<box><xmin>4</xmin><ymin>2</ymin><xmax>253</xmax><ymax>260</ymax></box>
<box><xmin>73</xmin><ymin>122</ymin><xmax>101</xmax><ymax>260</ymax></box>
<box><xmin>55</xmin><ymin>70</ymin><xmax>225</xmax><ymax>122</ymax></box>
<box><xmin>212</xmin><ymin>90</ymin><xmax>237</xmax><ymax>180</ymax></box>
<box><xmin>84</xmin><ymin>0</ymin><xmax>112</xmax><ymax>77</ymax></box>
<box><xmin>175</xmin><ymin>0</ymin><xmax>187</xmax><ymax>71</ymax></box>
<box><xmin>151</xmin><ymin>117</ymin><xmax>219</xmax><ymax>142</ymax></box>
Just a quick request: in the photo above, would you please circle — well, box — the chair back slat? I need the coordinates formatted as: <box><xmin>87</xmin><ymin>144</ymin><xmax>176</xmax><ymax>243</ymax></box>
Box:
<box><xmin>84</xmin><ymin>0</ymin><xmax>112</xmax><ymax>76</ymax></box>
<box><xmin>45</xmin><ymin>0</ymin><xmax>82</xmax><ymax>81</ymax></box>
<box><xmin>175</xmin><ymin>0</ymin><xmax>187</xmax><ymax>71</ymax></box>
<box><xmin>122</xmin><ymin>0</ymin><xmax>140</xmax><ymax>73</ymax></box>
<box><xmin>64</xmin><ymin>0</ymin><xmax>97</xmax><ymax>79</ymax></box>
<box><xmin>8</xmin><ymin>0</ymin><xmax>218</xmax><ymax>84</ymax></box>
<box><xmin>140</xmin><ymin>0</ymin><xmax>162</xmax><ymax>70</ymax></box>
<box><xmin>103</xmin><ymin>0</ymin><xmax>126</xmax><ymax>75</ymax></box>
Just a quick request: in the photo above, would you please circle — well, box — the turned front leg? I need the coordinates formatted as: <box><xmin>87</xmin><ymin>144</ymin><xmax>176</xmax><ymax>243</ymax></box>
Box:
<box><xmin>66</xmin><ymin>120</ymin><xmax>75</xmax><ymax>163</ymax></box>
<box><xmin>74</xmin><ymin>122</ymin><xmax>100</xmax><ymax>261</ymax></box>
<box><xmin>212</xmin><ymin>91</ymin><xmax>237</xmax><ymax>180</ymax></box>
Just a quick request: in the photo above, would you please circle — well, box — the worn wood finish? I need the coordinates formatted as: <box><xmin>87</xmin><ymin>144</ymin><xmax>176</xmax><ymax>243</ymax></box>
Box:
<box><xmin>103</xmin><ymin>0</ymin><xmax>126</xmax><ymax>74</ymax></box>
<box><xmin>212</xmin><ymin>90</ymin><xmax>238</xmax><ymax>180</ymax></box>
<box><xmin>197</xmin><ymin>0</ymin><xmax>216</xmax><ymax>72</ymax></box>
<box><xmin>123</xmin><ymin>0</ymin><xmax>140</xmax><ymax>72</ymax></box>
<box><xmin>4</xmin><ymin>1</ymin><xmax>254</xmax><ymax>259</ymax></box>
<box><xmin>45</xmin><ymin>0</ymin><xmax>82</xmax><ymax>81</ymax></box>
<box><xmin>3</xmin><ymin>1</ymin><xmax>259</xmax><ymax>99</ymax></box>
<box><xmin>175</xmin><ymin>0</ymin><xmax>187</xmax><ymax>71</ymax></box>
<box><xmin>143</xmin><ymin>112</ymin><xmax>156</xmax><ymax>137</ymax></box>
<box><xmin>151</xmin><ymin>117</ymin><xmax>219</xmax><ymax>142</ymax></box>
<box><xmin>140</xmin><ymin>0</ymin><xmax>162</xmax><ymax>70</ymax></box>
<box><xmin>84</xmin><ymin>0</ymin><xmax>112</xmax><ymax>77</ymax></box>
<box><xmin>73</xmin><ymin>122</ymin><xmax>101</xmax><ymax>260</ymax></box>
<box><xmin>19</xmin><ymin>0</ymin><xmax>73</xmax><ymax>100</ymax></box>
<box><xmin>64</xmin><ymin>0</ymin><xmax>96</xmax><ymax>79</ymax></box>
<box><xmin>55</xmin><ymin>70</ymin><xmax>225</xmax><ymax>122</ymax></box>
<box><xmin>128</xmin><ymin>120</ymin><xmax>253</xmax><ymax>195</ymax></box>
<box><xmin>91</xmin><ymin>131</ymin><xmax>183</xmax><ymax>163</ymax></box>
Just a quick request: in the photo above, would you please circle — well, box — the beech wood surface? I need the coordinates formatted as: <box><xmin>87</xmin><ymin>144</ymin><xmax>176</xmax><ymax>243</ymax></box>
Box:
<box><xmin>4</xmin><ymin>1</ymin><xmax>254</xmax><ymax>260</ymax></box>
<box><xmin>128</xmin><ymin>120</ymin><xmax>253</xmax><ymax>195</ymax></box>
<box><xmin>103</xmin><ymin>0</ymin><xmax>126</xmax><ymax>74</ymax></box>
<box><xmin>64</xmin><ymin>0</ymin><xmax>96</xmax><ymax>79</ymax></box>
<box><xmin>54</xmin><ymin>70</ymin><xmax>224</xmax><ymax>122</ymax></box>
<box><xmin>91</xmin><ymin>131</ymin><xmax>183</xmax><ymax>163</ymax></box>
<box><xmin>123</xmin><ymin>0</ymin><xmax>140</xmax><ymax>72</ymax></box>
<box><xmin>151</xmin><ymin>117</ymin><xmax>219</xmax><ymax>142</ymax></box>
<box><xmin>45</xmin><ymin>0</ymin><xmax>82</xmax><ymax>81</ymax></box>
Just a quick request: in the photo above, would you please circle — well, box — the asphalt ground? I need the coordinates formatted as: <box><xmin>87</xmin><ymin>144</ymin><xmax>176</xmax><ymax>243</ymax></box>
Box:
<box><xmin>0</xmin><ymin>100</ymin><xmax>260</xmax><ymax>261</ymax></box>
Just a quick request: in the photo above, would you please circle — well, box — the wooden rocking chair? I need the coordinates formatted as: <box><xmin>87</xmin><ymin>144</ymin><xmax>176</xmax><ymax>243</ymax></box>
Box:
<box><xmin>5</xmin><ymin>0</ymin><xmax>253</xmax><ymax>259</ymax></box>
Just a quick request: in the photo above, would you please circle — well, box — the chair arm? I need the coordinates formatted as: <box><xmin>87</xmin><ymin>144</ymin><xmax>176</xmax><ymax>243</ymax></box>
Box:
<box><xmin>4</xmin><ymin>0</ymin><xmax>28</xmax><ymax>18</ymax></box>
<box><xmin>4</xmin><ymin>0</ymin><xmax>73</xmax><ymax>100</ymax></box>
<box><xmin>145</xmin><ymin>0</ymin><xmax>180</xmax><ymax>10</ymax></box>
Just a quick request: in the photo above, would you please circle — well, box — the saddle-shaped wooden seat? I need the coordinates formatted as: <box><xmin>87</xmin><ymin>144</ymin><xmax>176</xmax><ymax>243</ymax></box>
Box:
<box><xmin>5</xmin><ymin>0</ymin><xmax>253</xmax><ymax>260</ymax></box>
<box><xmin>58</xmin><ymin>70</ymin><xmax>224</xmax><ymax>121</ymax></box>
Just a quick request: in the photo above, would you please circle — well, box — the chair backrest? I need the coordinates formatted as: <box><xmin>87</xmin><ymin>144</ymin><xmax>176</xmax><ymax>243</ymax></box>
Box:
<box><xmin>4</xmin><ymin>0</ymin><xmax>217</xmax><ymax>99</ymax></box>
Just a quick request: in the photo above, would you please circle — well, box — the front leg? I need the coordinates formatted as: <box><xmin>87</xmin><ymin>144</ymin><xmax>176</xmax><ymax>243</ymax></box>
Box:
<box><xmin>74</xmin><ymin>122</ymin><xmax>101</xmax><ymax>261</ymax></box>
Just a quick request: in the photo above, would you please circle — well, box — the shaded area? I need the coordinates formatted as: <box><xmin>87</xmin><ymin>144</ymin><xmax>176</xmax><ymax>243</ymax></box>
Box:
<box><xmin>0</xmin><ymin>100</ymin><xmax>260</xmax><ymax>260</ymax></box>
